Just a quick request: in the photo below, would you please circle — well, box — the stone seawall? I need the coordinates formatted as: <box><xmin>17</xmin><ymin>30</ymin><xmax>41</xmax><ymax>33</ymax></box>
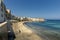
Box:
<box><xmin>0</xmin><ymin>22</ymin><xmax>8</xmax><ymax>40</ymax></box>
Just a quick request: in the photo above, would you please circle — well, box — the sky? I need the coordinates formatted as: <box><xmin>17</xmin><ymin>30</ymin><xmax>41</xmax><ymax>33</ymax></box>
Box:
<box><xmin>4</xmin><ymin>0</ymin><xmax>60</xmax><ymax>19</ymax></box>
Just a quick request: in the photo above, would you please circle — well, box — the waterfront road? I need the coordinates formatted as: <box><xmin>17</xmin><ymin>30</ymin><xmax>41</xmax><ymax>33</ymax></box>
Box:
<box><xmin>7</xmin><ymin>20</ymin><xmax>16</xmax><ymax>40</ymax></box>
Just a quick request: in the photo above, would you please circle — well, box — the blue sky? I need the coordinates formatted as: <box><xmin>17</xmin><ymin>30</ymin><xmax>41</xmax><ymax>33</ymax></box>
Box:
<box><xmin>4</xmin><ymin>0</ymin><xmax>60</xmax><ymax>19</ymax></box>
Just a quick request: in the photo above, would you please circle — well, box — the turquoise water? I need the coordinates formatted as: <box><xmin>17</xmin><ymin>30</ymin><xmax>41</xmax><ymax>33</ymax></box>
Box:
<box><xmin>25</xmin><ymin>20</ymin><xmax>60</xmax><ymax>30</ymax></box>
<box><xmin>25</xmin><ymin>20</ymin><xmax>60</xmax><ymax>40</ymax></box>
<box><xmin>24</xmin><ymin>20</ymin><xmax>60</xmax><ymax>40</ymax></box>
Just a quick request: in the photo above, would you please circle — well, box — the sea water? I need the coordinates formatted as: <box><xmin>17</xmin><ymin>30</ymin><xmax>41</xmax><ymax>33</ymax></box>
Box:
<box><xmin>24</xmin><ymin>20</ymin><xmax>60</xmax><ymax>40</ymax></box>
<box><xmin>25</xmin><ymin>20</ymin><xmax>60</xmax><ymax>30</ymax></box>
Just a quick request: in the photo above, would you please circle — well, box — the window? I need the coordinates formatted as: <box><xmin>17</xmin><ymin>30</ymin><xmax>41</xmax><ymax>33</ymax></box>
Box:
<box><xmin>1</xmin><ymin>14</ymin><xmax>3</xmax><ymax>17</ymax></box>
<box><xmin>1</xmin><ymin>8</ymin><xmax>3</xmax><ymax>12</ymax></box>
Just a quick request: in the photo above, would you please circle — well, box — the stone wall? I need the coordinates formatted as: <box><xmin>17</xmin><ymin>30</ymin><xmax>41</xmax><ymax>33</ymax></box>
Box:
<box><xmin>0</xmin><ymin>22</ymin><xmax>8</xmax><ymax>40</ymax></box>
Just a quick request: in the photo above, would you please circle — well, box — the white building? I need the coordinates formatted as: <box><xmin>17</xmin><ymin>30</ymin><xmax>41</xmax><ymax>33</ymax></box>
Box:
<box><xmin>0</xmin><ymin>0</ymin><xmax>6</xmax><ymax>22</ymax></box>
<box><xmin>28</xmin><ymin>18</ymin><xmax>45</xmax><ymax>22</ymax></box>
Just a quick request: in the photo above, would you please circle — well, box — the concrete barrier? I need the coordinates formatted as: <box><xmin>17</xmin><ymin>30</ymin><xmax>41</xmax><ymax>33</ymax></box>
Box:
<box><xmin>0</xmin><ymin>22</ymin><xmax>8</xmax><ymax>40</ymax></box>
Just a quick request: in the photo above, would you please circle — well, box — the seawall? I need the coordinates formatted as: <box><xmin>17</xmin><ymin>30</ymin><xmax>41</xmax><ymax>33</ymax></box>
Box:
<box><xmin>0</xmin><ymin>22</ymin><xmax>8</xmax><ymax>40</ymax></box>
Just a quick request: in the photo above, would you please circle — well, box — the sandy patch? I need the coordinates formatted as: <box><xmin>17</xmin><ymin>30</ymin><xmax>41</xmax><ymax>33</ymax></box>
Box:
<box><xmin>12</xmin><ymin>22</ymin><xmax>42</xmax><ymax>40</ymax></box>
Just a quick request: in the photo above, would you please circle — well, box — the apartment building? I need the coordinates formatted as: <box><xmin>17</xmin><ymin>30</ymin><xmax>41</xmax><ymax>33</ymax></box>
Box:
<box><xmin>0</xmin><ymin>0</ymin><xmax>6</xmax><ymax>23</ymax></box>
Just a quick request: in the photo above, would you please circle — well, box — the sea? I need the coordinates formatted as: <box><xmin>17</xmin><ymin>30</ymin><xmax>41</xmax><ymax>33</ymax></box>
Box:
<box><xmin>24</xmin><ymin>19</ymin><xmax>60</xmax><ymax>40</ymax></box>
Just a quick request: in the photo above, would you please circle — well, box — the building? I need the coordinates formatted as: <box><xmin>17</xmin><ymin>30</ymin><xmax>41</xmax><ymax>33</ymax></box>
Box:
<box><xmin>0</xmin><ymin>0</ymin><xmax>6</xmax><ymax>22</ymax></box>
<box><xmin>6</xmin><ymin>9</ymin><xmax>11</xmax><ymax>20</ymax></box>
<box><xmin>27</xmin><ymin>17</ymin><xmax>45</xmax><ymax>22</ymax></box>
